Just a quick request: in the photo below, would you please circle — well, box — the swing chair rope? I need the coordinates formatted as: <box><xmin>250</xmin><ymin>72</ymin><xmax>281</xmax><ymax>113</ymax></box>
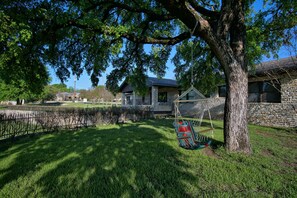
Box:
<box><xmin>190</xmin><ymin>21</ymin><xmax>198</xmax><ymax>87</ymax></box>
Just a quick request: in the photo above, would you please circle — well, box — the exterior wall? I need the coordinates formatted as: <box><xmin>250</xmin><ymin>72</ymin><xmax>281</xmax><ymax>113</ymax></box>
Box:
<box><xmin>209</xmin><ymin>75</ymin><xmax>297</xmax><ymax>127</ymax></box>
<box><xmin>122</xmin><ymin>93</ymin><xmax>133</xmax><ymax>105</ymax></box>
<box><xmin>207</xmin><ymin>97</ymin><xmax>225</xmax><ymax>120</ymax></box>
<box><xmin>121</xmin><ymin>86</ymin><xmax>179</xmax><ymax>112</ymax></box>
<box><xmin>247</xmin><ymin>76</ymin><xmax>297</xmax><ymax>127</ymax></box>
<box><xmin>248</xmin><ymin>103</ymin><xmax>297</xmax><ymax>127</ymax></box>
<box><xmin>178</xmin><ymin>97</ymin><xmax>225</xmax><ymax>119</ymax></box>
<box><xmin>134</xmin><ymin>94</ymin><xmax>150</xmax><ymax>105</ymax></box>
<box><xmin>120</xmin><ymin>75</ymin><xmax>297</xmax><ymax>127</ymax></box>
<box><xmin>281</xmin><ymin>77</ymin><xmax>297</xmax><ymax>103</ymax></box>
<box><xmin>152</xmin><ymin>87</ymin><xmax>179</xmax><ymax>112</ymax></box>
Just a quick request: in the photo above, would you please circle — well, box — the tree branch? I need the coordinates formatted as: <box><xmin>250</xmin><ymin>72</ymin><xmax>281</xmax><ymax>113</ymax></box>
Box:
<box><xmin>62</xmin><ymin>20</ymin><xmax>191</xmax><ymax>45</ymax></box>
<box><xmin>122</xmin><ymin>32</ymin><xmax>191</xmax><ymax>45</ymax></box>
<box><xmin>83</xmin><ymin>0</ymin><xmax>175</xmax><ymax>21</ymax></box>
<box><xmin>188</xmin><ymin>0</ymin><xmax>220</xmax><ymax>18</ymax></box>
<box><xmin>216</xmin><ymin>0</ymin><xmax>234</xmax><ymax>39</ymax></box>
<box><xmin>184</xmin><ymin>1</ymin><xmax>212</xmax><ymax>36</ymax></box>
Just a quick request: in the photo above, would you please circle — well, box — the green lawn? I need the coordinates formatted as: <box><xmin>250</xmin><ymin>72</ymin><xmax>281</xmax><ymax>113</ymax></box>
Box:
<box><xmin>0</xmin><ymin>119</ymin><xmax>296</xmax><ymax>197</ymax></box>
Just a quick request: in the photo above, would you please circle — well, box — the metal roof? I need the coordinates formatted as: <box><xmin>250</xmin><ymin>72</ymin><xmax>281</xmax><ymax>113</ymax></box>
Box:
<box><xmin>251</xmin><ymin>56</ymin><xmax>297</xmax><ymax>76</ymax></box>
<box><xmin>146</xmin><ymin>77</ymin><xmax>178</xmax><ymax>87</ymax></box>
<box><xmin>119</xmin><ymin>77</ymin><xmax>178</xmax><ymax>92</ymax></box>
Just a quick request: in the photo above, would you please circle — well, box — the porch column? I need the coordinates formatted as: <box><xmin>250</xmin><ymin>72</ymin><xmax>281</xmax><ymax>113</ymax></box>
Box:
<box><xmin>133</xmin><ymin>91</ymin><xmax>136</xmax><ymax>106</ymax></box>
<box><xmin>121</xmin><ymin>93</ymin><xmax>125</xmax><ymax>105</ymax></box>
<box><xmin>151</xmin><ymin>86</ymin><xmax>158</xmax><ymax>108</ymax></box>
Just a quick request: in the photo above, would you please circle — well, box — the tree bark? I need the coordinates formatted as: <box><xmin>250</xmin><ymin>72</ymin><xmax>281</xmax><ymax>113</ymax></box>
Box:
<box><xmin>224</xmin><ymin>61</ymin><xmax>251</xmax><ymax>154</ymax></box>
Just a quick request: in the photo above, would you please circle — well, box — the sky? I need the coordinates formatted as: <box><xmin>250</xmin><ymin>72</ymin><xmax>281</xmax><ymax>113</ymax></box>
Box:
<box><xmin>48</xmin><ymin>0</ymin><xmax>296</xmax><ymax>90</ymax></box>
<box><xmin>48</xmin><ymin>47</ymin><xmax>177</xmax><ymax>90</ymax></box>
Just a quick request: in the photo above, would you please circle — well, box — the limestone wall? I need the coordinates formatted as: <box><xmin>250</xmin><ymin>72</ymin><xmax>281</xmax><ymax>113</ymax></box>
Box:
<box><xmin>249</xmin><ymin>76</ymin><xmax>296</xmax><ymax>127</ymax></box>
<box><xmin>248</xmin><ymin>103</ymin><xmax>297</xmax><ymax>127</ymax></box>
<box><xmin>281</xmin><ymin>77</ymin><xmax>297</xmax><ymax>103</ymax></box>
<box><xmin>207</xmin><ymin>76</ymin><xmax>297</xmax><ymax>128</ymax></box>
<box><xmin>247</xmin><ymin>76</ymin><xmax>297</xmax><ymax>127</ymax></box>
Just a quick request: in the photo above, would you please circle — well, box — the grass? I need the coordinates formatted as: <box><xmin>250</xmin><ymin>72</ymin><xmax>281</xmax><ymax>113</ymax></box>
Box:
<box><xmin>0</xmin><ymin>119</ymin><xmax>296</xmax><ymax>197</ymax></box>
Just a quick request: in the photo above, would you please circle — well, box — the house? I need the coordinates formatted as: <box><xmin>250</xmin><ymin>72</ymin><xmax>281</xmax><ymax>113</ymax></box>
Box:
<box><xmin>119</xmin><ymin>77</ymin><xmax>179</xmax><ymax>113</ymax></box>
<box><xmin>218</xmin><ymin>56</ymin><xmax>297</xmax><ymax>127</ymax></box>
<box><xmin>247</xmin><ymin>56</ymin><xmax>297</xmax><ymax>127</ymax></box>
<box><xmin>119</xmin><ymin>57</ymin><xmax>297</xmax><ymax>127</ymax></box>
<box><xmin>56</xmin><ymin>92</ymin><xmax>81</xmax><ymax>101</ymax></box>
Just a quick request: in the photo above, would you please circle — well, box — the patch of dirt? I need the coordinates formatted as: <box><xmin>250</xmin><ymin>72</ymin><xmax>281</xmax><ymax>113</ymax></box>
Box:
<box><xmin>261</xmin><ymin>149</ymin><xmax>275</xmax><ymax>157</ymax></box>
<box><xmin>202</xmin><ymin>147</ymin><xmax>221</xmax><ymax>159</ymax></box>
<box><xmin>255</xmin><ymin>130</ymin><xmax>275</xmax><ymax>138</ymax></box>
<box><xmin>282</xmin><ymin>138</ymin><xmax>297</xmax><ymax>149</ymax></box>
<box><xmin>281</xmin><ymin>162</ymin><xmax>297</xmax><ymax>173</ymax></box>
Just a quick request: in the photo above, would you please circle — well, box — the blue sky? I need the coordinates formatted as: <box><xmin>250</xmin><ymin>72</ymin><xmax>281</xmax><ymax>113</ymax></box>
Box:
<box><xmin>48</xmin><ymin>46</ymin><xmax>177</xmax><ymax>89</ymax></box>
<box><xmin>49</xmin><ymin>0</ymin><xmax>296</xmax><ymax>90</ymax></box>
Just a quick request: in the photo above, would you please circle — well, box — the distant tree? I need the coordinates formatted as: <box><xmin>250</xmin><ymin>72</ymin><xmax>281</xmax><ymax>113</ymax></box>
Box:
<box><xmin>79</xmin><ymin>89</ymin><xmax>93</xmax><ymax>100</ymax></box>
<box><xmin>38</xmin><ymin>84</ymin><xmax>71</xmax><ymax>102</ymax></box>
<box><xmin>0</xmin><ymin>80</ymin><xmax>42</xmax><ymax>103</ymax></box>
<box><xmin>80</xmin><ymin>86</ymin><xmax>120</xmax><ymax>102</ymax></box>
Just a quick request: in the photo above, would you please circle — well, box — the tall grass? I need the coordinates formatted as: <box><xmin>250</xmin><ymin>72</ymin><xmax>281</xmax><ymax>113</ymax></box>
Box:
<box><xmin>0</xmin><ymin>119</ymin><xmax>296</xmax><ymax>197</ymax></box>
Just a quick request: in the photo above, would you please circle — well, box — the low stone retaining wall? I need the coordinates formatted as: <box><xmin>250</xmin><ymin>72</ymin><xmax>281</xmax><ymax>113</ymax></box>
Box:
<box><xmin>248</xmin><ymin>103</ymin><xmax>297</xmax><ymax>128</ymax></box>
<box><xmin>188</xmin><ymin>98</ymin><xmax>297</xmax><ymax>128</ymax></box>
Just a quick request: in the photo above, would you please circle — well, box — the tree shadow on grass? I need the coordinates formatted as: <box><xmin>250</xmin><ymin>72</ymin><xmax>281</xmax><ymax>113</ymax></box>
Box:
<box><xmin>0</xmin><ymin>121</ymin><xmax>201</xmax><ymax>197</ymax></box>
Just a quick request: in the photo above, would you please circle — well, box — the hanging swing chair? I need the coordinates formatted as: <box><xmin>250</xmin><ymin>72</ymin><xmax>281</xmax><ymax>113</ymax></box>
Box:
<box><xmin>173</xmin><ymin>86</ymin><xmax>215</xmax><ymax>149</ymax></box>
<box><xmin>173</xmin><ymin>21</ymin><xmax>215</xmax><ymax>150</ymax></box>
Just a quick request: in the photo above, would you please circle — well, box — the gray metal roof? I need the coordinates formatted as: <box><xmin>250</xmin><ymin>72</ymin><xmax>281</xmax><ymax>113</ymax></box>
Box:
<box><xmin>251</xmin><ymin>56</ymin><xmax>297</xmax><ymax>76</ymax></box>
<box><xmin>146</xmin><ymin>77</ymin><xmax>178</xmax><ymax>87</ymax></box>
<box><xmin>119</xmin><ymin>77</ymin><xmax>178</xmax><ymax>92</ymax></box>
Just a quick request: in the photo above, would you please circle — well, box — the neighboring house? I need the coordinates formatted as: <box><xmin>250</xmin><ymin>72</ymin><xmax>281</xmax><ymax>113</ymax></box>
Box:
<box><xmin>119</xmin><ymin>77</ymin><xmax>179</xmax><ymax>113</ymax></box>
<box><xmin>56</xmin><ymin>92</ymin><xmax>81</xmax><ymax>101</ymax></box>
<box><xmin>218</xmin><ymin>56</ymin><xmax>297</xmax><ymax>127</ymax></box>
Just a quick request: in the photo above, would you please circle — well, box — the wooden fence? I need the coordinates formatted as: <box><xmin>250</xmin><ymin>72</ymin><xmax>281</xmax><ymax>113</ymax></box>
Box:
<box><xmin>0</xmin><ymin>110</ymin><xmax>95</xmax><ymax>141</ymax></box>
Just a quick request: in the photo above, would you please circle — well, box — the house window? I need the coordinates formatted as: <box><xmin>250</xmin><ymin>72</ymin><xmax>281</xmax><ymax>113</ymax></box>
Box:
<box><xmin>186</xmin><ymin>90</ymin><xmax>196</xmax><ymax>100</ymax></box>
<box><xmin>126</xmin><ymin>95</ymin><xmax>132</xmax><ymax>105</ymax></box>
<box><xmin>179</xmin><ymin>90</ymin><xmax>197</xmax><ymax>101</ymax></box>
<box><xmin>248</xmin><ymin>81</ymin><xmax>281</xmax><ymax>103</ymax></box>
<box><xmin>158</xmin><ymin>92</ymin><xmax>167</xmax><ymax>102</ymax></box>
<box><xmin>219</xmin><ymin>80</ymin><xmax>281</xmax><ymax>103</ymax></box>
<box><xmin>218</xmin><ymin>85</ymin><xmax>227</xmax><ymax>97</ymax></box>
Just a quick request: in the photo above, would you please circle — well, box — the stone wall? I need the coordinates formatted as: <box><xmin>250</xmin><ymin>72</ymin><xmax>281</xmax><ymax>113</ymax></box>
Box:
<box><xmin>203</xmin><ymin>99</ymin><xmax>297</xmax><ymax>128</ymax></box>
<box><xmin>207</xmin><ymin>75</ymin><xmax>297</xmax><ymax>128</ymax></box>
<box><xmin>179</xmin><ymin>97</ymin><xmax>225</xmax><ymax>120</ymax></box>
<box><xmin>281</xmin><ymin>77</ymin><xmax>297</xmax><ymax>103</ymax></box>
<box><xmin>248</xmin><ymin>76</ymin><xmax>297</xmax><ymax>127</ymax></box>
<box><xmin>248</xmin><ymin>103</ymin><xmax>297</xmax><ymax>127</ymax></box>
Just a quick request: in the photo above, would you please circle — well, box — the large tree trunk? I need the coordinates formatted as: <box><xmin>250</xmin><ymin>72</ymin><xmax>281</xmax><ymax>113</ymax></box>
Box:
<box><xmin>224</xmin><ymin>62</ymin><xmax>251</xmax><ymax>154</ymax></box>
<box><xmin>223</xmin><ymin>1</ymin><xmax>251</xmax><ymax>154</ymax></box>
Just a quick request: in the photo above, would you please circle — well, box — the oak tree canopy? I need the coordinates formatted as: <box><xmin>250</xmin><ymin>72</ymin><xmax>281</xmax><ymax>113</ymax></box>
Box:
<box><xmin>1</xmin><ymin>0</ymin><xmax>296</xmax><ymax>153</ymax></box>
